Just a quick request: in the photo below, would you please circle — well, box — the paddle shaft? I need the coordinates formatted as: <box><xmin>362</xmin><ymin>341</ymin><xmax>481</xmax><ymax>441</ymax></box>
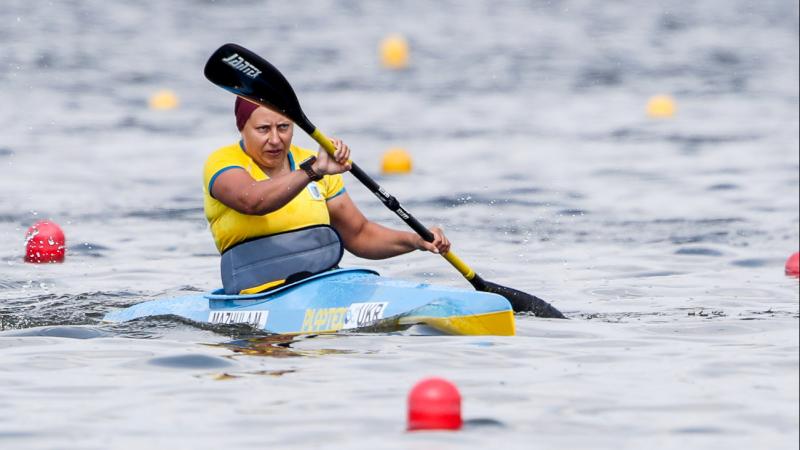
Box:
<box><xmin>203</xmin><ymin>43</ymin><xmax>565</xmax><ymax>316</ymax></box>
<box><xmin>311</xmin><ymin>129</ymin><xmax>477</xmax><ymax>281</ymax></box>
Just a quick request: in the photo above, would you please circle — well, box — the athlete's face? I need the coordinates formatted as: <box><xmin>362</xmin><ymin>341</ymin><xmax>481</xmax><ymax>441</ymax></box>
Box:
<box><xmin>241</xmin><ymin>107</ymin><xmax>294</xmax><ymax>171</ymax></box>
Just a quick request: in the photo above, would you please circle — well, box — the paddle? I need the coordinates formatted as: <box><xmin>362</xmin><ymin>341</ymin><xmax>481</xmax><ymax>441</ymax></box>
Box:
<box><xmin>203</xmin><ymin>43</ymin><xmax>566</xmax><ymax>319</ymax></box>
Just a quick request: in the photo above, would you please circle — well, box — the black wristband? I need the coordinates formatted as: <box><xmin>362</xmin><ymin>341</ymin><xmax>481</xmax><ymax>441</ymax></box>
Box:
<box><xmin>299</xmin><ymin>156</ymin><xmax>323</xmax><ymax>182</ymax></box>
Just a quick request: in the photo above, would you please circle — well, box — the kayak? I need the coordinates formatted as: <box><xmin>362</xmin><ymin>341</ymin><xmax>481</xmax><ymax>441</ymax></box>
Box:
<box><xmin>103</xmin><ymin>268</ymin><xmax>515</xmax><ymax>336</ymax></box>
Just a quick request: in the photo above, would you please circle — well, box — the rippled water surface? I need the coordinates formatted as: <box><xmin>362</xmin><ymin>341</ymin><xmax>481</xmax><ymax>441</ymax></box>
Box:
<box><xmin>1</xmin><ymin>1</ymin><xmax>798</xmax><ymax>449</ymax></box>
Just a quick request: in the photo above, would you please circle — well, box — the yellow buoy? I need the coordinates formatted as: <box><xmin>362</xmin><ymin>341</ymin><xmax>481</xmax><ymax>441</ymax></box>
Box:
<box><xmin>149</xmin><ymin>89</ymin><xmax>180</xmax><ymax>110</ymax></box>
<box><xmin>646</xmin><ymin>94</ymin><xmax>676</xmax><ymax>118</ymax></box>
<box><xmin>381</xmin><ymin>148</ymin><xmax>413</xmax><ymax>174</ymax></box>
<box><xmin>380</xmin><ymin>34</ymin><xmax>410</xmax><ymax>70</ymax></box>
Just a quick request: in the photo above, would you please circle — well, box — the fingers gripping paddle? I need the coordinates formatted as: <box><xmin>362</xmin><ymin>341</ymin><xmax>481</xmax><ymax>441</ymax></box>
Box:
<box><xmin>203</xmin><ymin>43</ymin><xmax>565</xmax><ymax>319</ymax></box>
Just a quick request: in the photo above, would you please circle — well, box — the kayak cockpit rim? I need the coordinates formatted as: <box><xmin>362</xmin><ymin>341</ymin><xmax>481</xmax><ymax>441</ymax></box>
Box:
<box><xmin>205</xmin><ymin>267</ymin><xmax>379</xmax><ymax>302</ymax></box>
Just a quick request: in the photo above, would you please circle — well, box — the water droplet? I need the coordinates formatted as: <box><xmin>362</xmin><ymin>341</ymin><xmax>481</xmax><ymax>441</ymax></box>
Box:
<box><xmin>24</xmin><ymin>228</ymin><xmax>39</xmax><ymax>243</ymax></box>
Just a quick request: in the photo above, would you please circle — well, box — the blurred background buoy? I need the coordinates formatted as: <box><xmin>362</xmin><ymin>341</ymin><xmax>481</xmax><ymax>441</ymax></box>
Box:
<box><xmin>381</xmin><ymin>148</ymin><xmax>413</xmax><ymax>174</ymax></box>
<box><xmin>380</xmin><ymin>34</ymin><xmax>410</xmax><ymax>70</ymax></box>
<box><xmin>646</xmin><ymin>94</ymin><xmax>676</xmax><ymax>118</ymax></box>
<box><xmin>785</xmin><ymin>252</ymin><xmax>799</xmax><ymax>277</ymax></box>
<box><xmin>24</xmin><ymin>220</ymin><xmax>66</xmax><ymax>264</ymax></box>
<box><xmin>407</xmin><ymin>377</ymin><xmax>462</xmax><ymax>431</ymax></box>
<box><xmin>149</xmin><ymin>89</ymin><xmax>180</xmax><ymax>110</ymax></box>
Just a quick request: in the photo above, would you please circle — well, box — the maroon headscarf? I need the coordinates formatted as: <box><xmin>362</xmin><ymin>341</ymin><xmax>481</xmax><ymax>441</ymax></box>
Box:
<box><xmin>234</xmin><ymin>97</ymin><xmax>260</xmax><ymax>131</ymax></box>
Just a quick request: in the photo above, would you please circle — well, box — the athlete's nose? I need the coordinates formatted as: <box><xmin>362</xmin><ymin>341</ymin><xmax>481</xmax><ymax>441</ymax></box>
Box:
<box><xmin>267</xmin><ymin>127</ymin><xmax>280</xmax><ymax>145</ymax></box>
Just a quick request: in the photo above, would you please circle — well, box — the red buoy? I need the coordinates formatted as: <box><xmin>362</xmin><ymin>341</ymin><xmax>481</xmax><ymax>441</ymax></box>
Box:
<box><xmin>24</xmin><ymin>220</ymin><xmax>66</xmax><ymax>263</ymax></box>
<box><xmin>786</xmin><ymin>252</ymin><xmax>799</xmax><ymax>278</ymax></box>
<box><xmin>407</xmin><ymin>377</ymin><xmax>462</xmax><ymax>431</ymax></box>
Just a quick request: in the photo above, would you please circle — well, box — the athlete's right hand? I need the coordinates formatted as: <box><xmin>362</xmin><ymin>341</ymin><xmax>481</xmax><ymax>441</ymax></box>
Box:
<box><xmin>314</xmin><ymin>138</ymin><xmax>352</xmax><ymax>175</ymax></box>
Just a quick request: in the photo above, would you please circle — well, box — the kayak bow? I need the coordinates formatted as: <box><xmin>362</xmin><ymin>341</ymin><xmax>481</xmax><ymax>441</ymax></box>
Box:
<box><xmin>104</xmin><ymin>269</ymin><xmax>516</xmax><ymax>336</ymax></box>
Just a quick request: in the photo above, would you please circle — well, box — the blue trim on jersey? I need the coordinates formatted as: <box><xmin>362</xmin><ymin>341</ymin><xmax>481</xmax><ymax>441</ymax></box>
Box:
<box><xmin>326</xmin><ymin>187</ymin><xmax>346</xmax><ymax>201</ymax></box>
<box><xmin>209</xmin><ymin>166</ymin><xmax>244</xmax><ymax>198</ymax></box>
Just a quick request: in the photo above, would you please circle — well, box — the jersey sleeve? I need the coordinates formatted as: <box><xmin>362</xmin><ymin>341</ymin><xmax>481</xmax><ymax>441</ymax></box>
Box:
<box><xmin>203</xmin><ymin>147</ymin><xmax>246</xmax><ymax>197</ymax></box>
<box><xmin>322</xmin><ymin>173</ymin><xmax>346</xmax><ymax>201</ymax></box>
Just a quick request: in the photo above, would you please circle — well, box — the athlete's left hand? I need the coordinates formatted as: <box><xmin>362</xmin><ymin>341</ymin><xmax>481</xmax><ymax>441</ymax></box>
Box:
<box><xmin>416</xmin><ymin>226</ymin><xmax>451</xmax><ymax>255</ymax></box>
<box><xmin>313</xmin><ymin>138</ymin><xmax>352</xmax><ymax>175</ymax></box>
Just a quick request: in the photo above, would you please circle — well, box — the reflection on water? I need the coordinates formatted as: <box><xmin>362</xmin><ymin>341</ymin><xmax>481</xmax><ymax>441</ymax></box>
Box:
<box><xmin>148</xmin><ymin>353</ymin><xmax>233</xmax><ymax>369</ymax></box>
<box><xmin>214</xmin><ymin>334</ymin><xmax>354</xmax><ymax>358</ymax></box>
<box><xmin>205</xmin><ymin>369</ymin><xmax>297</xmax><ymax>381</ymax></box>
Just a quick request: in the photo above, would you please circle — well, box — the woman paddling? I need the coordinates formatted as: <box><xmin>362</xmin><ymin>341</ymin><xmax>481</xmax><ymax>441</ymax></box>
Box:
<box><xmin>203</xmin><ymin>97</ymin><xmax>450</xmax><ymax>294</ymax></box>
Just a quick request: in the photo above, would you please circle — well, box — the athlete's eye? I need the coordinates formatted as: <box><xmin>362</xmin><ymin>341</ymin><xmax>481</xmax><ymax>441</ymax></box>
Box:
<box><xmin>278</xmin><ymin>123</ymin><xmax>290</xmax><ymax>131</ymax></box>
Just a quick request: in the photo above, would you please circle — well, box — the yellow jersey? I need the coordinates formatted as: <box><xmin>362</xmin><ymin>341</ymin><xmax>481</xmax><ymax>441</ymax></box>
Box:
<box><xmin>203</xmin><ymin>141</ymin><xmax>345</xmax><ymax>253</ymax></box>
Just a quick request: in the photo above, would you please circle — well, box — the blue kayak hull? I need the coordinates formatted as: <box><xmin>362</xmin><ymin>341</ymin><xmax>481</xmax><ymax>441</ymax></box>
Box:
<box><xmin>103</xmin><ymin>268</ymin><xmax>515</xmax><ymax>336</ymax></box>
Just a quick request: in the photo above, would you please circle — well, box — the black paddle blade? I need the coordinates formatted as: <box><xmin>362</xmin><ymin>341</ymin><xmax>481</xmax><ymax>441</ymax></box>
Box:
<box><xmin>470</xmin><ymin>275</ymin><xmax>566</xmax><ymax>318</ymax></box>
<box><xmin>204</xmin><ymin>43</ymin><xmax>316</xmax><ymax>134</ymax></box>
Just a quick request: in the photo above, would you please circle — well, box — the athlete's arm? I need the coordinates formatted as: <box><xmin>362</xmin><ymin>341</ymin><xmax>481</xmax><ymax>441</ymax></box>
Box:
<box><xmin>212</xmin><ymin>138</ymin><xmax>352</xmax><ymax>216</ymax></box>
<box><xmin>328</xmin><ymin>193</ymin><xmax>450</xmax><ymax>258</ymax></box>
<box><xmin>211</xmin><ymin>168</ymin><xmax>313</xmax><ymax>216</ymax></box>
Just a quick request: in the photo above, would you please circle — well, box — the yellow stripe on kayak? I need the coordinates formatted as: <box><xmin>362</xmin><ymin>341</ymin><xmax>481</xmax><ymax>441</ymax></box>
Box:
<box><xmin>281</xmin><ymin>311</ymin><xmax>515</xmax><ymax>336</ymax></box>
<box><xmin>239</xmin><ymin>278</ymin><xmax>286</xmax><ymax>295</ymax></box>
<box><xmin>399</xmin><ymin>310</ymin><xmax>516</xmax><ymax>336</ymax></box>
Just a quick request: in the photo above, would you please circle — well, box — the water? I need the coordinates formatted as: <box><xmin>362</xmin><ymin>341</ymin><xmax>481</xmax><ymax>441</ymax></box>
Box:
<box><xmin>1</xmin><ymin>0</ymin><xmax>798</xmax><ymax>448</ymax></box>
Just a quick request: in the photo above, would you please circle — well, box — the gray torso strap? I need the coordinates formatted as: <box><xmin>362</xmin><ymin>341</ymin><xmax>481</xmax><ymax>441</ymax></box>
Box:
<box><xmin>220</xmin><ymin>225</ymin><xmax>344</xmax><ymax>294</ymax></box>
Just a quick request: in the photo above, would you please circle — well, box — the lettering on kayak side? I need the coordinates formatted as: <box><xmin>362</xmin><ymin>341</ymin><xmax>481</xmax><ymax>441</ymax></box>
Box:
<box><xmin>301</xmin><ymin>307</ymin><xmax>347</xmax><ymax>332</ymax></box>
<box><xmin>221</xmin><ymin>53</ymin><xmax>262</xmax><ymax>79</ymax></box>
<box><xmin>342</xmin><ymin>302</ymin><xmax>388</xmax><ymax>330</ymax></box>
<box><xmin>300</xmin><ymin>303</ymin><xmax>389</xmax><ymax>333</ymax></box>
<box><xmin>208</xmin><ymin>310</ymin><xmax>269</xmax><ymax>329</ymax></box>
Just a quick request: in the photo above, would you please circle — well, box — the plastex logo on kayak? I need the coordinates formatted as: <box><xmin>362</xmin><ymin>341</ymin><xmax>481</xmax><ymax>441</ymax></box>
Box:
<box><xmin>222</xmin><ymin>53</ymin><xmax>262</xmax><ymax>79</ymax></box>
<box><xmin>301</xmin><ymin>307</ymin><xmax>347</xmax><ymax>332</ymax></box>
<box><xmin>299</xmin><ymin>302</ymin><xmax>388</xmax><ymax>333</ymax></box>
